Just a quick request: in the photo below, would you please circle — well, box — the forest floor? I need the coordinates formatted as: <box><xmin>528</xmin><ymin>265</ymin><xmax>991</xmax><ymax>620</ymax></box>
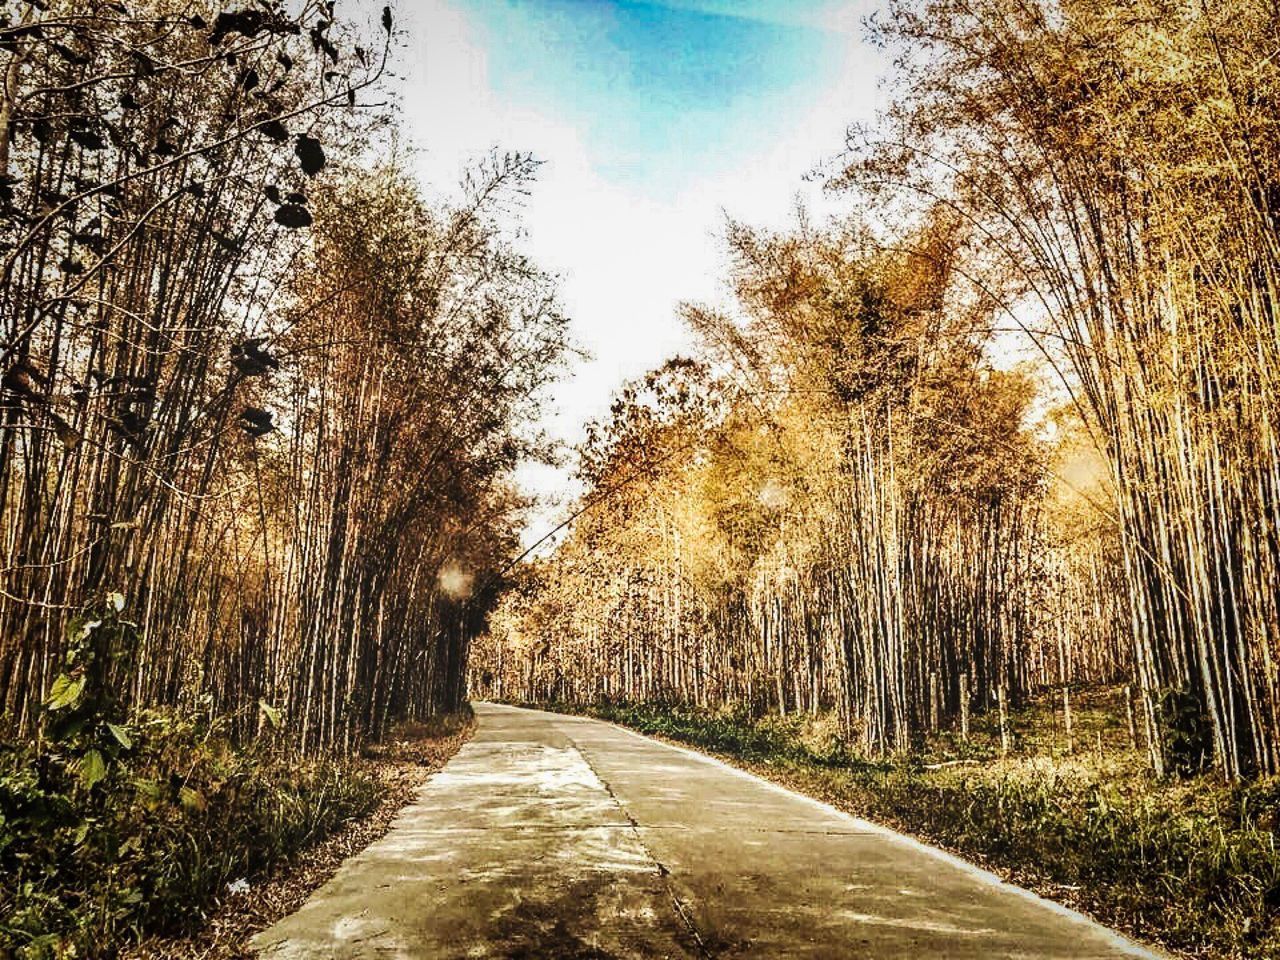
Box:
<box><xmin>541</xmin><ymin>687</ymin><xmax>1280</xmax><ymax>960</ymax></box>
<box><xmin>123</xmin><ymin>712</ymin><xmax>475</xmax><ymax>960</ymax></box>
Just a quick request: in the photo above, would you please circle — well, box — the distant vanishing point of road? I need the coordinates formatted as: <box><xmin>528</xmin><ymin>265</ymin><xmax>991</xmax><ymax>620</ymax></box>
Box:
<box><xmin>254</xmin><ymin>702</ymin><xmax>1161</xmax><ymax>959</ymax></box>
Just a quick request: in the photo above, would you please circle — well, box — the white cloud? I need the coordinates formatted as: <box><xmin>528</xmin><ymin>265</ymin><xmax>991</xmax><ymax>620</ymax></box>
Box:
<box><xmin>395</xmin><ymin>0</ymin><xmax>886</xmax><ymax>545</ymax></box>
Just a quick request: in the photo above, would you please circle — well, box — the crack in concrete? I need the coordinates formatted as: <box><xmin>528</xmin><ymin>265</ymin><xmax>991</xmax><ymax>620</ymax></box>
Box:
<box><xmin>564</xmin><ymin>732</ymin><xmax>715</xmax><ymax>960</ymax></box>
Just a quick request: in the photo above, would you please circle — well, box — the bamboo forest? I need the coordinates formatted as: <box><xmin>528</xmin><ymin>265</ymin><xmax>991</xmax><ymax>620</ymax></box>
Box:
<box><xmin>2</xmin><ymin>1</ymin><xmax>1280</xmax><ymax>959</ymax></box>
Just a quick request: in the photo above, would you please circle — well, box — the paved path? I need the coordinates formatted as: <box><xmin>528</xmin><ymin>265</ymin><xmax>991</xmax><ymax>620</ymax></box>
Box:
<box><xmin>254</xmin><ymin>702</ymin><xmax>1160</xmax><ymax>959</ymax></box>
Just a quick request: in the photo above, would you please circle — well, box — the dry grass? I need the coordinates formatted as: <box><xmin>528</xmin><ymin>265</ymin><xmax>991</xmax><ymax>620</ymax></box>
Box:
<box><xmin>122</xmin><ymin>715</ymin><xmax>474</xmax><ymax>960</ymax></box>
<box><xmin>558</xmin><ymin>692</ymin><xmax>1280</xmax><ymax>960</ymax></box>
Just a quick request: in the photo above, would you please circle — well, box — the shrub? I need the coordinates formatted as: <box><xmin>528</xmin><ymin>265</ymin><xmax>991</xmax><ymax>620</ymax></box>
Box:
<box><xmin>0</xmin><ymin>710</ymin><xmax>382</xmax><ymax>958</ymax></box>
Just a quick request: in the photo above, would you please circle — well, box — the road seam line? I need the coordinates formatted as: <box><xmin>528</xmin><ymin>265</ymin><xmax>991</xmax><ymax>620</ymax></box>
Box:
<box><xmin>549</xmin><ymin>707</ymin><xmax>1166</xmax><ymax>960</ymax></box>
<box><xmin>563</xmin><ymin>732</ymin><xmax>716</xmax><ymax>960</ymax></box>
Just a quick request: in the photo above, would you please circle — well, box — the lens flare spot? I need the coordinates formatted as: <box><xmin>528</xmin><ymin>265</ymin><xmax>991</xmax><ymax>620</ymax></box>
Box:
<box><xmin>439</xmin><ymin>563</ymin><xmax>474</xmax><ymax>599</ymax></box>
<box><xmin>757</xmin><ymin>478</ymin><xmax>790</xmax><ymax>510</ymax></box>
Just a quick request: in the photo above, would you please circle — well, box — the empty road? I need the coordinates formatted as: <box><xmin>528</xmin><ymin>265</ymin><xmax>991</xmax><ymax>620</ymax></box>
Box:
<box><xmin>254</xmin><ymin>702</ymin><xmax>1159</xmax><ymax>959</ymax></box>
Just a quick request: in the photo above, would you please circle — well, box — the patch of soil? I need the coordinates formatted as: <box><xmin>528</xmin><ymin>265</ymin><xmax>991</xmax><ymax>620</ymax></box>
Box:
<box><xmin>123</xmin><ymin>718</ymin><xmax>474</xmax><ymax>960</ymax></box>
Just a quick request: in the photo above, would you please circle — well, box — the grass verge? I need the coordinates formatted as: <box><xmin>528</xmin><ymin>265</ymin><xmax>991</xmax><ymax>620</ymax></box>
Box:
<box><xmin>1</xmin><ymin>709</ymin><xmax>473</xmax><ymax>960</ymax></box>
<box><xmin>538</xmin><ymin>689</ymin><xmax>1280</xmax><ymax>960</ymax></box>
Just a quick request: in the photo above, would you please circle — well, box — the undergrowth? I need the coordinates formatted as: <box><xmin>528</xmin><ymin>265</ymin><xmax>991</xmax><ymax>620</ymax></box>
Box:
<box><xmin>545</xmin><ymin>691</ymin><xmax>1280</xmax><ymax>960</ymax></box>
<box><xmin>0</xmin><ymin>710</ymin><xmax>382</xmax><ymax>959</ymax></box>
<box><xmin>0</xmin><ymin>596</ymin><xmax>392</xmax><ymax>959</ymax></box>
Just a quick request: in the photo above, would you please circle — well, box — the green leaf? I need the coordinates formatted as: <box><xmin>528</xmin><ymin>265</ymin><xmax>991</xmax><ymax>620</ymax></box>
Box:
<box><xmin>107</xmin><ymin>591</ymin><xmax>125</xmax><ymax>613</ymax></box>
<box><xmin>105</xmin><ymin>722</ymin><xmax>133</xmax><ymax>750</ymax></box>
<box><xmin>72</xmin><ymin>821</ymin><xmax>90</xmax><ymax>847</ymax></box>
<box><xmin>258</xmin><ymin>699</ymin><xmax>281</xmax><ymax>729</ymax></box>
<box><xmin>178</xmin><ymin>786</ymin><xmax>206</xmax><ymax>812</ymax></box>
<box><xmin>45</xmin><ymin>673</ymin><xmax>86</xmax><ymax>711</ymax></box>
<box><xmin>72</xmin><ymin>617</ymin><xmax>102</xmax><ymax>643</ymax></box>
<box><xmin>134</xmin><ymin>777</ymin><xmax>163</xmax><ymax>806</ymax></box>
<box><xmin>79</xmin><ymin>749</ymin><xmax>106</xmax><ymax>789</ymax></box>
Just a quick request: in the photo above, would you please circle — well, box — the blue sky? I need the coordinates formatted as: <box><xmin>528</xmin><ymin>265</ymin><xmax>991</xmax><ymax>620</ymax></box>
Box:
<box><xmin>396</xmin><ymin>0</ymin><xmax>884</xmax><ymax>540</ymax></box>
<box><xmin>458</xmin><ymin>0</ymin><xmax>847</xmax><ymax>197</ymax></box>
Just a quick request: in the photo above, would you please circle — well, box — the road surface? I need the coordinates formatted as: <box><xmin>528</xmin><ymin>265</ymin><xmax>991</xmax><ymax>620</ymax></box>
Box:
<box><xmin>254</xmin><ymin>702</ymin><xmax>1160</xmax><ymax>959</ymax></box>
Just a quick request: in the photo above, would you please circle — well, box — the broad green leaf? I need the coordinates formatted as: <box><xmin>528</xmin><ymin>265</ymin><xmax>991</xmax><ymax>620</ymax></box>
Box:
<box><xmin>134</xmin><ymin>777</ymin><xmax>163</xmax><ymax>803</ymax></box>
<box><xmin>105</xmin><ymin>722</ymin><xmax>133</xmax><ymax>750</ymax></box>
<box><xmin>258</xmin><ymin>699</ymin><xmax>281</xmax><ymax>728</ymax></box>
<box><xmin>79</xmin><ymin>749</ymin><xmax>106</xmax><ymax>789</ymax></box>
<box><xmin>59</xmin><ymin>716</ymin><xmax>88</xmax><ymax>741</ymax></box>
<box><xmin>72</xmin><ymin>821</ymin><xmax>90</xmax><ymax>847</ymax></box>
<box><xmin>45</xmin><ymin>673</ymin><xmax>85</xmax><ymax>711</ymax></box>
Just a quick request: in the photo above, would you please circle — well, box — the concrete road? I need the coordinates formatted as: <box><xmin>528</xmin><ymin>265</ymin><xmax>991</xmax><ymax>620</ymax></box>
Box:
<box><xmin>254</xmin><ymin>702</ymin><xmax>1160</xmax><ymax>959</ymax></box>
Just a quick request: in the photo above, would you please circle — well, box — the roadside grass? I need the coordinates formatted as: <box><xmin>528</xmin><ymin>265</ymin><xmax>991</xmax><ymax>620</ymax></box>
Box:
<box><xmin>540</xmin><ymin>688</ymin><xmax>1280</xmax><ymax>960</ymax></box>
<box><xmin>0</xmin><ymin>709</ymin><xmax>471</xmax><ymax>959</ymax></box>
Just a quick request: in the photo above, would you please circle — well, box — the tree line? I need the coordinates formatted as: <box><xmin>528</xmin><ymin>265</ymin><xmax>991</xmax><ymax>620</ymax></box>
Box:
<box><xmin>0</xmin><ymin>1</ymin><xmax>568</xmax><ymax>751</ymax></box>
<box><xmin>473</xmin><ymin>0</ymin><xmax>1280</xmax><ymax>781</ymax></box>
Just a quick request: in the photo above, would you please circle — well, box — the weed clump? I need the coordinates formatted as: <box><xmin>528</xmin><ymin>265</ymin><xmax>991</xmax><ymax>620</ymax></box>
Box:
<box><xmin>0</xmin><ymin>710</ymin><xmax>382</xmax><ymax>959</ymax></box>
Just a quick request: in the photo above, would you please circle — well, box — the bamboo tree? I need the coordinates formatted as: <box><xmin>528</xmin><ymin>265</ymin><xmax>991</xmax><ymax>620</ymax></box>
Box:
<box><xmin>0</xmin><ymin>2</ymin><xmax>569</xmax><ymax>753</ymax></box>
